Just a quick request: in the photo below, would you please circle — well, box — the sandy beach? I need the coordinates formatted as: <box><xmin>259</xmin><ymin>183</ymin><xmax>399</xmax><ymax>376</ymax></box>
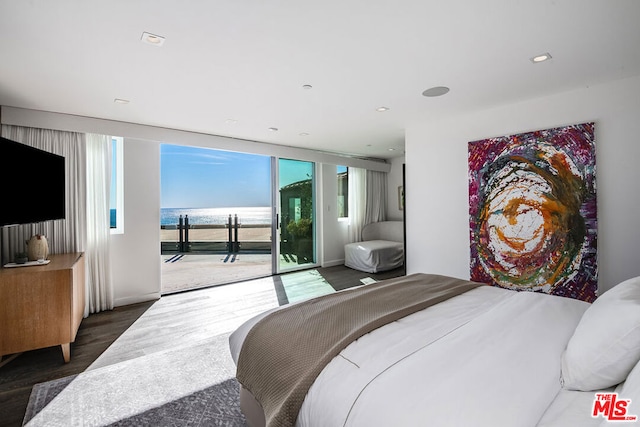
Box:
<box><xmin>160</xmin><ymin>225</ymin><xmax>272</xmax><ymax>242</ymax></box>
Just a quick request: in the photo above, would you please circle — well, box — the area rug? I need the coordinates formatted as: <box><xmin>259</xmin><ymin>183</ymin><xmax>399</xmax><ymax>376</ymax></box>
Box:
<box><xmin>22</xmin><ymin>333</ymin><xmax>247</xmax><ymax>426</ymax></box>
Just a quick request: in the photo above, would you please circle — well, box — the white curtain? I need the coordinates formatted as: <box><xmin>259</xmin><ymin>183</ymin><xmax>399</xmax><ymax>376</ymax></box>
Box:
<box><xmin>1</xmin><ymin>125</ymin><xmax>86</xmax><ymax>264</ymax></box>
<box><xmin>348</xmin><ymin>167</ymin><xmax>367</xmax><ymax>243</ymax></box>
<box><xmin>364</xmin><ymin>170</ymin><xmax>387</xmax><ymax>225</ymax></box>
<box><xmin>85</xmin><ymin>133</ymin><xmax>114</xmax><ymax>314</ymax></box>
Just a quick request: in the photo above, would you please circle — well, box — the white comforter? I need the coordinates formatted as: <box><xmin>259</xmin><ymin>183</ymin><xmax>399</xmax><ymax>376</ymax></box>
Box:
<box><xmin>230</xmin><ymin>285</ymin><xmax>591</xmax><ymax>427</ymax></box>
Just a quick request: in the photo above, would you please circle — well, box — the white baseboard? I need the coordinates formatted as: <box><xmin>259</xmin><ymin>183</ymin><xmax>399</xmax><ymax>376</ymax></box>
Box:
<box><xmin>114</xmin><ymin>292</ymin><xmax>161</xmax><ymax>308</ymax></box>
<box><xmin>321</xmin><ymin>259</ymin><xmax>345</xmax><ymax>268</ymax></box>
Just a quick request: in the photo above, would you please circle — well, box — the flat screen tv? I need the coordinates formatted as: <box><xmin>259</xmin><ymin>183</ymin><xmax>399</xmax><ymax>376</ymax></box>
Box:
<box><xmin>0</xmin><ymin>136</ymin><xmax>66</xmax><ymax>227</ymax></box>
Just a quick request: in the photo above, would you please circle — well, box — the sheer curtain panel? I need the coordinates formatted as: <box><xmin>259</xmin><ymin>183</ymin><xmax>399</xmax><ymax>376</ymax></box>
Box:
<box><xmin>348</xmin><ymin>167</ymin><xmax>367</xmax><ymax>243</ymax></box>
<box><xmin>85</xmin><ymin>133</ymin><xmax>114</xmax><ymax>314</ymax></box>
<box><xmin>364</xmin><ymin>170</ymin><xmax>387</xmax><ymax>225</ymax></box>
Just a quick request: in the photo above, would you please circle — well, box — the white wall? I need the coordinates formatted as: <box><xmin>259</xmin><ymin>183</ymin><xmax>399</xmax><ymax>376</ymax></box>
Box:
<box><xmin>405</xmin><ymin>75</ymin><xmax>640</xmax><ymax>294</ymax></box>
<box><xmin>319</xmin><ymin>164</ymin><xmax>350</xmax><ymax>267</ymax></box>
<box><xmin>386</xmin><ymin>156</ymin><xmax>405</xmax><ymax>221</ymax></box>
<box><xmin>110</xmin><ymin>138</ymin><xmax>162</xmax><ymax>306</ymax></box>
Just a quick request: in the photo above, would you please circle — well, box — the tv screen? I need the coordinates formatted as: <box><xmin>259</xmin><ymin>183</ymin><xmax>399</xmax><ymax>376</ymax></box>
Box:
<box><xmin>0</xmin><ymin>136</ymin><xmax>66</xmax><ymax>227</ymax></box>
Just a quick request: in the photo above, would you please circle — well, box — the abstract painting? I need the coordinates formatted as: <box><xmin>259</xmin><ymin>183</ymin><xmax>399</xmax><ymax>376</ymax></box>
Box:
<box><xmin>468</xmin><ymin>123</ymin><xmax>597</xmax><ymax>302</ymax></box>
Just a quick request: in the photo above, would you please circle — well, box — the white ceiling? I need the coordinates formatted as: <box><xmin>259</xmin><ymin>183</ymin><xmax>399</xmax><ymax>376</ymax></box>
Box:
<box><xmin>1</xmin><ymin>1</ymin><xmax>639</xmax><ymax>160</ymax></box>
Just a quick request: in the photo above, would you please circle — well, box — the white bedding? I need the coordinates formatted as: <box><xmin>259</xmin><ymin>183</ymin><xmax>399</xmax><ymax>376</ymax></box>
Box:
<box><xmin>230</xmin><ymin>285</ymin><xmax>593</xmax><ymax>426</ymax></box>
<box><xmin>536</xmin><ymin>387</ymin><xmax>615</xmax><ymax>427</ymax></box>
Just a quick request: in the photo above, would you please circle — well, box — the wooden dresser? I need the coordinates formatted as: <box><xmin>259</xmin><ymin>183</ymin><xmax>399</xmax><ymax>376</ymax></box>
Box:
<box><xmin>0</xmin><ymin>252</ymin><xmax>85</xmax><ymax>363</ymax></box>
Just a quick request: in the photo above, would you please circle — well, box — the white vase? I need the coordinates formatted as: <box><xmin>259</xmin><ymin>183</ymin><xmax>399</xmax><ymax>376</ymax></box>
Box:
<box><xmin>26</xmin><ymin>234</ymin><xmax>49</xmax><ymax>261</ymax></box>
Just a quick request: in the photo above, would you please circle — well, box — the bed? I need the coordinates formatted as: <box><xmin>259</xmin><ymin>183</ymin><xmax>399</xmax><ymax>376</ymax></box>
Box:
<box><xmin>344</xmin><ymin>221</ymin><xmax>404</xmax><ymax>273</ymax></box>
<box><xmin>229</xmin><ymin>273</ymin><xmax>640</xmax><ymax>427</ymax></box>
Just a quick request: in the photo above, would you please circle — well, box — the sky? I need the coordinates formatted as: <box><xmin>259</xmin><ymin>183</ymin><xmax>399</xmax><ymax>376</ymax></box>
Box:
<box><xmin>160</xmin><ymin>144</ymin><xmax>318</xmax><ymax>209</ymax></box>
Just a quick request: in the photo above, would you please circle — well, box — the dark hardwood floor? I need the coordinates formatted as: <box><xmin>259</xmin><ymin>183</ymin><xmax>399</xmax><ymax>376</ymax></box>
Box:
<box><xmin>0</xmin><ymin>302</ymin><xmax>154</xmax><ymax>427</ymax></box>
<box><xmin>0</xmin><ymin>264</ymin><xmax>404</xmax><ymax>427</ymax></box>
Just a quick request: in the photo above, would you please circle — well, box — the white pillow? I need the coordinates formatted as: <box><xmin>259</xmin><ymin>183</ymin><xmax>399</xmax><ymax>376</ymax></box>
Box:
<box><xmin>561</xmin><ymin>276</ymin><xmax>640</xmax><ymax>391</ymax></box>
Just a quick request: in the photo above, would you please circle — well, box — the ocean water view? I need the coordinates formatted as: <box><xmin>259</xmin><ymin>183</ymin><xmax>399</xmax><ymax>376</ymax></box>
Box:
<box><xmin>110</xmin><ymin>207</ymin><xmax>272</xmax><ymax>228</ymax></box>
<box><xmin>161</xmin><ymin>207</ymin><xmax>271</xmax><ymax>226</ymax></box>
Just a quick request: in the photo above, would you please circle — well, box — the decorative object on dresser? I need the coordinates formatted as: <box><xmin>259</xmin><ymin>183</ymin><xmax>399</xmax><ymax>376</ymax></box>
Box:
<box><xmin>14</xmin><ymin>252</ymin><xmax>29</xmax><ymax>264</ymax></box>
<box><xmin>26</xmin><ymin>234</ymin><xmax>49</xmax><ymax>261</ymax></box>
<box><xmin>0</xmin><ymin>252</ymin><xmax>85</xmax><ymax>363</ymax></box>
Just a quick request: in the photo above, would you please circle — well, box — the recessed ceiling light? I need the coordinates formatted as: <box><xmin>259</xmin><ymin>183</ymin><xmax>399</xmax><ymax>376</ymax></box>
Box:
<box><xmin>422</xmin><ymin>86</ymin><xmax>450</xmax><ymax>97</ymax></box>
<box><xmin>299</xmin><ymin>132</ymin><xmax>309</xmax><ymax>136</ymax></box>
<box><xmin>225</xmin><ymin>119</ymin><xmax>238</xmax><ymax>124</ymax></box>
<box><xmin>530</xmin><ymin>53</ymin><xmax>552</xmax><ymax>63</ymax></box>
<box><xmin>376</xmin><ymin>106</ymin><xmax>390</xmax><ymax>112</ymax></box>
<box><xmin>388</xmin><ymin>148</ymin><xmax>396</xmax><ymax>151</ymax></box>
<box><xmin>114</xmin><ymin>98</ymin><xmax>130</xmax><ymax>104</ymax></box>
<box><xmin>268</xmin><ymin>127</ymin><xmax>279</xmax><ymax>132</ymax></box>
<box><xmin>302</xmin><ymin>84</ymin><xmax>313</xmax><ymax>90</ymax></box>
<box><xmin>141</xmin><ymin>32</ymin><xmax>165</xmax><ymax>46</ymax></box>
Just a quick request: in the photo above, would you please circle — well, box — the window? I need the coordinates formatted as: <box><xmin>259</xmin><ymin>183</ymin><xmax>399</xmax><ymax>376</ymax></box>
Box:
<box><xmin>110</xmin><ymin>136</ymin><xmax>124</xmax><ymax>233</ymax></box>
<box><xmin>337</xmin><ymin>165</ymin><xmax>348</xmax><ymax>218</ymax></box>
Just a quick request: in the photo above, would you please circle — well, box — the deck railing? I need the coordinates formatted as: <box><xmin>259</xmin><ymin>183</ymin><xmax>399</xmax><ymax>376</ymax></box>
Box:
<box><xmin>160</xmin><ymin>214</ymin><xmax>272</xmax><ymax>254</ymax></box>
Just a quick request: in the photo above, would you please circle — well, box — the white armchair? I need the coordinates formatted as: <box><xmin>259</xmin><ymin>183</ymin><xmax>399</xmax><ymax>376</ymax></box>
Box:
<box><xmin>344</xmin><ymin>221</ymin><xmax>404</xmax><ymax>273</ymax></box>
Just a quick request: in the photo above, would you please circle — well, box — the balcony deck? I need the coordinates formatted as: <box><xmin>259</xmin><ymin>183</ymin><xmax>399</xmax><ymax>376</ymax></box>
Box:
<box><xmin>160</xmin><ymin>224</ymin><xmax>317</xmax><ymax>294</ymax></box>
<box><xmin>161</xmin><ymin>253</ymin><xmax>272</xmax><ymax>294</ymax></box>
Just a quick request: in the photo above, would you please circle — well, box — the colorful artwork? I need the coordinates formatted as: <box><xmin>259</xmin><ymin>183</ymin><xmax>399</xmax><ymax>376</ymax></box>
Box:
<box><xmin>468</xmin><ymin>123</ymin><xmax>597</xmax><ymax>302</ymax></box>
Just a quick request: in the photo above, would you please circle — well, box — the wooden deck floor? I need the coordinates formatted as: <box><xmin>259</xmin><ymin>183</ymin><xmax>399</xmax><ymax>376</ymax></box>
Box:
<box><xmin>0</xmin><ymin>264</ymin><xmax>405</xmax><ymax>427</ymax></box>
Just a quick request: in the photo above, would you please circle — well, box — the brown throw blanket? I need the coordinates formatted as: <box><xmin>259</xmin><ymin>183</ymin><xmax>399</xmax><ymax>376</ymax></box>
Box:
<box><xmin>236</xmin><ymin>273</ymin><xmax>485</xmax><ymax>426</ymax></box>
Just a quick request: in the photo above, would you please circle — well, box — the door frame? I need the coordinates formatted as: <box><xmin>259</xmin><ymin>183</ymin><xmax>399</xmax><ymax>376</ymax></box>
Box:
<box><xmin>271</xmin><ymin>157</ymin><xmax>319</xmax><ymax>275</ymax></box>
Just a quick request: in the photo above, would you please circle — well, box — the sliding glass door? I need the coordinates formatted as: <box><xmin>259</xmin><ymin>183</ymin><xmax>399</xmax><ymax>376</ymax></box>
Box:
<box><xmin>274</xmin><ymin>158</ymin><xmax>317</xmax><ymax>273</ymax></box>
